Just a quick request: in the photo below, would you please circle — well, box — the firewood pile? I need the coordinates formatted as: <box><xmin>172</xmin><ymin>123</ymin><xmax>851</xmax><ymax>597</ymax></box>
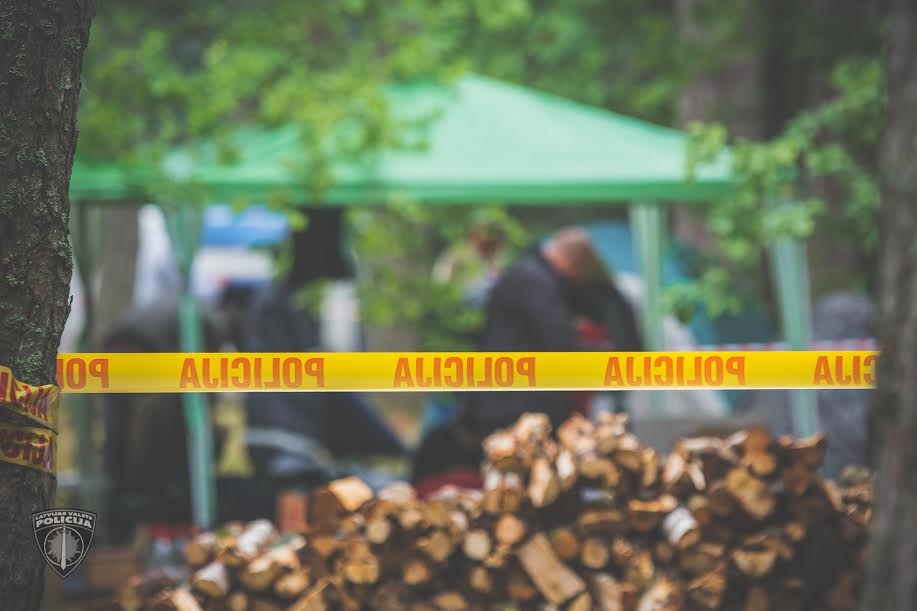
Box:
<box><xmin>102</xmin><ymin>412</ymin><xmax>873</xmax><ymax>611</ymax></box>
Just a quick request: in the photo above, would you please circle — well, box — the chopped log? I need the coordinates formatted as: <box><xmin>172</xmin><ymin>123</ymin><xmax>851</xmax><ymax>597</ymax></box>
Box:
<box><xmin>275</xmin><ymin>569</ymin><xmax>311</xmax><ymax>599</ymax></box>
<box><xmin>707</xmin><ymin>481</ymin><xmax>735</xmax><ymax>517</ymax></box>
<box><xmin>463</xmin><ymin>528</ymin><xmax>493</xmax><ymax>561</ymax></box>
<box><xmin>624</xmin><ymin>549</ymin><xmax>655</xmax><ymax>589</ymax></box>
<box><xmin>578</xmin><ymin>508</ymin><xmax>626</xmax><ymax>534</ymax></box>
<box><xmin>398</xmin><ymin>505</ymin><xmax>424</xmax><ymax>531</ymax></box>
<box><xmin>556</xmin><ymin>450</ymin><xmax>578</xmax><ymax>490</ymax></box>
<box><xmin>590</xmin><ymin>573</ymin><xmax>623</xmax><ymax>611</ymax></box>
<box><xmin>781</xmin><ymin>463</ymin><xmax>816</xmax><ymax>496</ymax></box>
<box><xmin>185</xmin><ymin>533</ymin><xmax>218</xmax><ymax>569</ymax></box>
<box><xmin>150</xmin><ymin>589</ymin><xmax>204</xmax><ymax>611</ymax></box>
<box><xmin>679</xmin><ymin>543</ymin><xmax>726</xmax><ymax>576</ymax></box>
<box><xmin>218</xmin><ymin>520</ymin><xmax>277</xmax><ymax>567</ymax></box>
<box><xmin>777</xmin><ymin>433</ymin><xmax>827</xmax><ymax>468</ymax></box>
<box><xmin>484</xmin><ymin>429</ymin><xmax>522</xmax><ymax>471</ymax></box>
<box><xmin>250</xmin><ymin>600</ymin><xmax>283</xmax><ymax>611</ymax></box>
<box><xmin>402</xmin><ymin>558</ymin><xmax>431</xmax><ymax>586</ymax></box>
<box><xmin>653</xmin><ymin>541</ymin><xmax>676</xmax><ymax>565</ymax></box>
<box><xmin>662</xmin><ymin>453</ymin><xmax>690</xmax><ymax>493</ymax></box>
<box><xmin>744</xmin><ymin>586</ymin><xmax>769</xmax><ymax>611</ymax></box>
<box><xmin>469</xmin><ymin>566</ymin><xmax>494</xmax><ymax>594</ymax></box>
<box><xmin>506</xmin><ymin>568</ymin><xmax>539</xmax><ymax>602</ymax></box>
<box><xmin>365</xmin><ymin>517</ymin><xmax>392</xmax><ymax>545</ymax></box>
<box><xmin>516</xmin><ymin>534</ymin><xmax>587</xmax><ymax>605</ymax></box>
<box><xmin>629</xmin><ymin>495</ymin><xmax>677</xmax><ymax>532</ymax></box>
<box><xmin>641</xmin><ymin>448</ymin><xmax>660</xmax><ymax>488</ymax></box>
<box><xmin>662</xmin><ymin>506</ymin><xmax>700</xmax><ymax>550</ymax></box>
<box><xmin>580</xmin><ymin>538</ymin><xmax>610</xmax><ymax>569</ymax></box>
<box><xmin>238</xmin><ymin>538</ymin><xmax>304</xmax><ymax>591</ymax></box>
<box><xmin>225</xmin><ymin>591</ymin><xmax>249</xmax><ymax>611</ymax></box>
<box><xmin>731</xmin><ymin>548</ymin><xmax>778</xmax><ymax>578</ymax></box>
<box><xmin>309</xmin><ymin>535</ymin><xmax>341</xmax><ymax>559</ymax></box>
<box><xmin>614</xmin><ymin>434</ymin><xmax>643</xmax><ymax>472</ymax></box>
<box><xmin>192</xmin><ymin>562</ymin><xmax>230</xmax><ymax>599</ymax></box>
<box><xmin>727</xmin><ymin>428</ymin><xmax>777</xmax><ymax>477</ymax></box>
<box><xmin>724</xmin><ymin>468</ymin><xmax>775</xmax><ymax>520</ymax></box>
<box><xmin>686</xmin><ymin>565</ymin><xmax>727</xmax><ymax>610</ymax></box>
<box><xmin>529</xmin><ymin>456</ymin><xmax>561</xmax><ymax>507</ymax></box>
<box><xmin>287</xmin><ymin>580</ymin><xmax>329</xmax><ymax>611</ymax></box>
<box><xmin>550</xmin><ymin>528</ymin><xmax>581</xmax><ymax>562</ymax></box>
<box><xmin>495</xmin><ymin>514</ymin><xmax>528</xmax><ymax>547</ymax></box>
<box><xmin>417</xmin><ymin>529</ymin><xmax>455</xmax><ymax>564</ymax></box>
<box><xmin>579</xmin><ymin>456</ymin><xmax>621</xmax><ymax>488</ymax></box>
<box><xmin>610</xmin><ymin>537</ymin><xmax>635</xmax><ymax>568</ymax></box>
<box><xmin>342</xmin><ymin>548</ymin><xmax>380</xmax><ymax>585</ymax></box>
<box><xmin>636</xmin><ymin>576</ymin><xmax>684</xmax><ymax>611</ymax></box>
<box><xmin>432</xmin><ymin>592</ymin><xmax>467</xmax><ymax>611</ymax></box>
<box><xmin>483</xmin><ymin>471</ymin><xmax>524</xmax><ymax>514</ymax></box>
<box><xmin>567</xmin><ymin>592</ymin><xmax>593</xmax><ymax>611</ymax></box>
<box><xmin>311</xmin><ymin>477</ymin><xmax>374</xmax><ymax>530</ymax></box>
<box><xmin>484</xmin><ymin>543</ymin><xmax>513</xmax><ymax>569</ymax></box>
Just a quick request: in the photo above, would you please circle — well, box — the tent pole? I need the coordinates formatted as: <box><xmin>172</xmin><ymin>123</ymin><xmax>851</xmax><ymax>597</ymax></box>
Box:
<box><xmin>163</xmin><ymin>203</ymin><xmax>216</xmax><ymax>529</ymax></box>
<box><xmin>770</xmin><ymin>234</ymin><xmax>819</xmax><ymax>437</ymax></box>
<box><xmin>630</xmin><ymin>202</ymin><xmax>665</xmax><ymax>417</ymax></box>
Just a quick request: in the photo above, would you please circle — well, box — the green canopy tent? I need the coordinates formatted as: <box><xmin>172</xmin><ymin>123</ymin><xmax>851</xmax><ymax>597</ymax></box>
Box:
<box><xmin>69</xmin><ymin>74</ymin><xmax>816</xmax><ymax>529</ymax></box>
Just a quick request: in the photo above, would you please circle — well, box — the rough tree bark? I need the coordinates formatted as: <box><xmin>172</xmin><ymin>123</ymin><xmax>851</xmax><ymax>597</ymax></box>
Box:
<box><xmin>0</xmin><ymin>1</ymin><xmax>95</xmax><ymax>609</ymax></box>
<box><xmin>860</xmin><ymin>0</ymin><xmax>917</xmax><ymax>609</ymax></box>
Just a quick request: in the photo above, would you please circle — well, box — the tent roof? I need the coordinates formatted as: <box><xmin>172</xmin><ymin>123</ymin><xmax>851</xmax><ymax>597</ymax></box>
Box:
<box><xmin>71</xmin><ymin>74</ymin><xmax>733</xmax><ymax>205</ymax></box>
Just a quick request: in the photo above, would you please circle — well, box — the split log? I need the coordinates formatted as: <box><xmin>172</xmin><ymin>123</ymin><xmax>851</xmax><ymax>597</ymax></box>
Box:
<box><xmin>275</xmin><ymin>569</ymin><xmax>312</xmax><ymax>600</ymax></box>
<box><xmin>495</xmin><ymin>514</ymin><xmax>528</xmax><ymax>547</ymax></box>
<box><xmin>464</xmin><ymin>528</ymin><xmax>493</xmax><ymax>561</ymax></box>
<box><xmin>287</xmin><ymin>580</ymin><xmax>330</xmax><ymax>611</ymax></box>
<box><xmin>686</xmin><ymin>565</ymin><xmax>727</xmax><ymax>610</ymax></box>
<box><xmin>192</xmin><ymin>562</ymin><xmax>230</xmax><ymax>599</ymax></box>
<box><xmin>580</xmin><ymin>538</ymin><xmax>610</xmax><ymax>570</ymax></box>
<box><xmin>550</xmin><ymin>528</ymin><xmax>581</xmax><ymax>562</ymax></box>
<box><xmin>724</xmin><ymin>468</ymin><xmax>775</xmax><ymax>520</ymax></box>
<box><xmin>238</xmin><ymin>537</ymin><xmax>304</xmax><ymax>592</ymax></box>
<box><xmin>218</xmin><ymin>520</ymin><xmax>277</xmax><ymax>568</ymax></box>
<box><xmin>661</xmin><ymin>506</ymin><xmax>700</xmax><ymax>550</ymax></box>
<box><xmin>529</xmin><ymin>456</ymin><xmax>561</xmax><ymax>507</ymax></box>
<box><xmin>516</xmin><ymin>534</ymin><xmax>586</xmax><ymax>605</ymax></box>
<box><xmin>590</xmin><ymin>573</ymin><xmax>623</xmax><ymax>611</ymax></box>
<box><xmin>185</xmin><ymin>533</ymin><xmax>218</xmax><ymax>569</ymax></box>
<box><xmin>636</xmin><ymin>576</ymin><xmax>683</xmax><ymax>611</ymax></box>
<box><xmin>151</xmin><ymin>589</ymin><xmax>204</xmax><ymax>611</ymax></box>
<box><xmin>629</xmin><ymin>495</ymin><xmax>677</xmax><ymax>532</ymax></box>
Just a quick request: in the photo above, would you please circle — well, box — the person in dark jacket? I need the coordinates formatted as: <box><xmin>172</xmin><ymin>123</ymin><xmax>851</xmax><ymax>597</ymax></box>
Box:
<box><xmin>239</xmin><ymin>209</ymin><xmax>406</xmax><ymax>499</ymax></box>
<box><xmin>412</xmin><ymin>226</ymin><xmax>632</xmax><ymax>486</ymax></box>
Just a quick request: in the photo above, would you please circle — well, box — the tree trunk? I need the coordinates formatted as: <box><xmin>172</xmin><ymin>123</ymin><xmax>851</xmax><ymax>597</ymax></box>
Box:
<box><xmin>861</xmin><ymin>1</ymin><xmax>917</xmax><ymax>610</ymax></box>
<box><xmin>0</xmin><ymin>1</ymin><xmax>95</xmax><ymax>609</ymax></box>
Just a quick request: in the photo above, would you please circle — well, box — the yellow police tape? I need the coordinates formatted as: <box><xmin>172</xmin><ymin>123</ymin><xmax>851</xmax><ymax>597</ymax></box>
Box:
<box><xmin>0</xmin><ymin>425</ymin><xmax>57</xmax><ymax>474</ymax></box>
<box><xmin>0</xmin><ymin>365</ymin><xmax>60</xmax><ymax>429</ymax></box>
<box><xmin>53</xmin><ymin>351</ymin><xmax>878</xmax><ymax>393</ymax></box>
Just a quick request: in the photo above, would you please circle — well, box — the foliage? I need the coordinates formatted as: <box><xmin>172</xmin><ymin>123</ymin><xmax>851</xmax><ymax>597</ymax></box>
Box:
<box><xmin>77</xmin><ymin>1</ymin><xmax>887</xmax><ymax>345</ymax></box>
<box><xmin>349</xmin><ymin>203</ymin><xmax>528</xmax><ymax>349</ymax></box>
<box><xmin>681</xmin><ymin>56</ymin><xmax>885</xmax><ymax>317</ymax></box>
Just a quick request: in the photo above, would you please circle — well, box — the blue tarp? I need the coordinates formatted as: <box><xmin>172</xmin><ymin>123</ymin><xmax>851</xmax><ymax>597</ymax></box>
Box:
<box><xmin>201</xmin><ymin>205</ymin><xmax>289</xmax><ymax>248</ymax></box>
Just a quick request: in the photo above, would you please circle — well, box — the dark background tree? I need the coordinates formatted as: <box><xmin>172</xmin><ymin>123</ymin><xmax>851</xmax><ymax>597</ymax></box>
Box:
<box><xmin>862</xmin><ymin>0</ymin><xmax>917</xmax><ymax>608</ymax></box>
<box><xmin>0</xmin><ymin>0</ymin><xmax>95</xmax><ymax>609</ymax></box>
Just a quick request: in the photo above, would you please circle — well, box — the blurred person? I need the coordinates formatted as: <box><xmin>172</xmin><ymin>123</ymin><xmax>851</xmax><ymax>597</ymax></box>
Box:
<box><xmin>237</xmin><ymin>208</ymin><xmax>406</xmax><ymax>515</ymax></box>
<box><xmin>412</xmin><ymin>226</ymin><xmax>643</xmax><ymax>491</ymax></box>
<box><xmin>101</xmin><ymin>296</ymin><xmax>226</xmax><ymax>545</ymax></box>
